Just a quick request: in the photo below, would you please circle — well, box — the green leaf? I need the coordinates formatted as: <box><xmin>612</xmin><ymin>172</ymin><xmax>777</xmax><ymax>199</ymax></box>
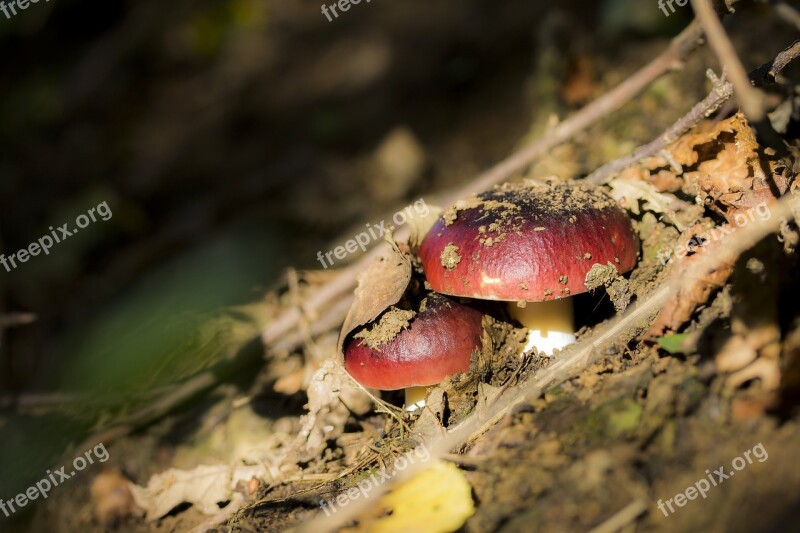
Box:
<box><xmin>656</xmin><ymin>333</ymin><xmax>690</xmax><ymax>354</ymax></box>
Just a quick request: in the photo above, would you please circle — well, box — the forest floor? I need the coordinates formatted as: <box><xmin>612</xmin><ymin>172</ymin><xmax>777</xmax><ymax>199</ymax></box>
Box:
<box><xmin>3</xmin><ymin>1</ymin><xmax>800</xmax><ymax>532</ymax></box>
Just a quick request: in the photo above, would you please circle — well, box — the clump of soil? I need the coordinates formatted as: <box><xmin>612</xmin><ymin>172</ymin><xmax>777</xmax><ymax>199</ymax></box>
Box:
<box><xmin>585</xmin><ymin>262</ymin><xmax>632</xmax><ymax>312</ymax></box>
<box><xmin>353</xmin><ymin>307</ymin><xmax>416</xmax><ymax>349</ymax></box>
<box><xmin>440</xmin><ymin>242</ymin><xmax>462</xmax><ymax>270</ymax></box>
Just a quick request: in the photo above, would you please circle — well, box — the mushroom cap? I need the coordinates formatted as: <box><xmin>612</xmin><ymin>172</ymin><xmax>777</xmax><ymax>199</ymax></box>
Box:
<box><xmin>418</xmin><ymin>180</ymin><xmax>639</xmax><ymax>302</ymax></box>
<box><xmin>343</xmin><ymin>294</ymin><xmax>483</xmax><ymax>390</ymax></box>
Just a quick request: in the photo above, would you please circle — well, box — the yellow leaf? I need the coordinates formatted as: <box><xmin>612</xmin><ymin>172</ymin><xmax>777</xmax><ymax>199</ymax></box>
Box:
<box><xmin>344</xmin><ymin>461</ymin><xmax>474</xmax><ymax>533</ymax></box>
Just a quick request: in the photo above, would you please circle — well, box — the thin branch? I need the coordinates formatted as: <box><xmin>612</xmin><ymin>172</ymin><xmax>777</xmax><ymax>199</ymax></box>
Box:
<box><xmin>752</xmin><ymin>40</ymin><xmax>800</xmax><ymax>83</ymax></box>
<box><xmin>691</xmin><ymin>0</ymin><xmax>764</xmax><ymax>120</ymax></box>
<box><xmin>446</xmin><ymin>20</ymin><xmax>704</xmax><ymax>200</ymax></box>
<box><xmin>0</xmin><ymin>312</ymin><xmax>37</xmax><ymax>328</ymax></box>
<box><xmin>587</xmin><ymin>39</ymin><xmax>800</xmax><ymax>184</ymax></box>
<box><xmin>690</xmin><ymin>0</ymin><xmax>785</xmax><ymax>151</ymax></box>
<box><xmin>587</xmin><ymin>499</ymin><xmax>648</xmax><ymax>533</ymax></box>
<box><xmin>770</xmin><ymin>0</ymin><xmax>800</xmax><ymax>31</ymax></box>
<box><xmin>0</xmin><ymin>392</ymin><xmax>85</xmax><ymax>410</ymax></box>
<box><xmin>586</xmin><ymin>71</ymin><xmax>733</xmax><ymax>183</ymax></box>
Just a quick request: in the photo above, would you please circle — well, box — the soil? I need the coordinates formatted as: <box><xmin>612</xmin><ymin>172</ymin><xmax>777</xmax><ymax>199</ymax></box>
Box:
<box><xmin>352</xmin><ymin>307</ymin><xmax>416</xmax><ymax>349</ymax></box>
<box><xmin>440</xmin><ymin>243</ymin><xmax>463</xmax><ymax>270</ymax></box>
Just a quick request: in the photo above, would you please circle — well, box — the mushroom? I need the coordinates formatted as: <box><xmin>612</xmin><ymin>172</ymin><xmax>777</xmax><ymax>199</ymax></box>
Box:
<box><xmin>418</xmin><ymin>179</ymin><xmax>638</xmax><ymax>355</ymax></box>
<box><xmin>343</xmin><ymin>293</ymin><xmax>483</xmax><ymax>410</ymax></box>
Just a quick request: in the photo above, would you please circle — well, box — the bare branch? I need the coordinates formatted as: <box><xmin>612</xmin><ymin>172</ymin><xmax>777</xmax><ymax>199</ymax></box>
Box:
<box><xmin>770</xmin><ymin>0</ymin><xmax>800</xmax><ymax>31</ymax></box>
<box><xmin>587</xmin><ymin>39</ymin><xmax>800</xmax><ymax>184</ymax></box>
<box><xmin>690</xmin><ymin>0</ymin><xmax>785</xmax><ymax>151</ymax></box>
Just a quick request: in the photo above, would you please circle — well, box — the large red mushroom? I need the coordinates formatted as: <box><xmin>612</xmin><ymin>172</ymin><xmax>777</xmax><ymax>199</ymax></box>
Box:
<box><xmin>344</xmin><ymin>293</ymin><xmax>483</xmax><ymax>409</ymax></box>
<box><xmin>418</xmin><ymin>179</ymin><xmax>638</xmax><ymax>355</ymax></box>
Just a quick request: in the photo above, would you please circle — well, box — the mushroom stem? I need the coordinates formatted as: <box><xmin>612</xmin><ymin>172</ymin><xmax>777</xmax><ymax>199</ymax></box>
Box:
<box><xmin>404</xmin><ymin>386</ymin><xmax>429</xmax><ymax>411</ymax></box>
<box><xmin>508</xmin><ymin>298</ymin><xmax>575</xmax><ymax>356</ymax></box>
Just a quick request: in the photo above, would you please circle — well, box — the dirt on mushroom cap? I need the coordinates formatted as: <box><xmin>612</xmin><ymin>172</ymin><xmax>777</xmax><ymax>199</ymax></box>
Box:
<box><xmin>439</xmin><ymin>179</ymin><xmax>618</xmax><ymax>244</ymax></box>
<box><xmin>419</xmin><ymin>179</ymin><xmax>639</xmax><ymax>301</ymax></box>
<box><xmin>353</xmin><ymin>307</ymin><xmax>416</xmax><ymax>349</ymax></box>
<box><xmin>440</xmin><ymin>243</ymin><xmax>462</xmax><ymax>270</ymax></box>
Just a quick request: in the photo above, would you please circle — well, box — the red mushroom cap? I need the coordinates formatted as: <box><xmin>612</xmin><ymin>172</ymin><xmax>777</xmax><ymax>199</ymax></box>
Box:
<box><xmin>418</xmin><ymin>180</ymin><xmax>638</xmax><ymax>302</ymax></box>
<box><xmin>344</xmin><ymin>294</ymin><xmax>483</xmax><ymax>390</ymax></box>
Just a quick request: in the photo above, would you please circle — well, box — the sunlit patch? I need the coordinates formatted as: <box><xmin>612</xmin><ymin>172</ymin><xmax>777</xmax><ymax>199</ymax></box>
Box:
<box><xmin>480</xmin><ymin>273</ymin><xmax>503</xmax><ymax>286</ymax></box>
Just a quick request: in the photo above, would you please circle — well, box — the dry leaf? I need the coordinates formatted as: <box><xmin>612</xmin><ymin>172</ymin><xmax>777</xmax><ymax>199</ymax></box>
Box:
<box><xmin>561</xmin><ymin>53</ymin><xmax>597</xmax><ymax>106</ymax></box>
<box><xmin>289</xmin><ymin>360</ymin><xmax>370</xmax><ymax>463</ymax></box>
<box><xmin>647</xmin><ymin>230</ymin><xmax>736</xmax><ymax>337</ymax></box>
<box><xmin>367</xmin><ymin>127</ymin><xmax>428</xmax><ymax>203</ymax></box>
<box><xmin>408</xmin><ymin>203</ymin><xmax>443</xmax><ymax>250</ymax></box>
<box><xmin>91</xmin><ymin>469</ymin><xmax>140</xmax><ymax>526</ymax></box>
<box><xmin>338</xmin><ymin>245</ymin><xmax>412</xmax><ymax>354</ymax></box>
<box><xmin>640</xmin><ymin>113</ymin><xmax>789</xmax><ymax>220</ymax></box>
<box><xmin>623</xmin><ymin>113</ymin><xmax>790</xmax><ymax>224</ymax></box>
<box><xmin>608</xmin><ymin>177</ymin><xmax>682</xmax><ymax>220</ymax></box>
<box><xmin>128</xmin><ymin>463</ymin><xmax>265</xmax><ymax>520</ymax></box>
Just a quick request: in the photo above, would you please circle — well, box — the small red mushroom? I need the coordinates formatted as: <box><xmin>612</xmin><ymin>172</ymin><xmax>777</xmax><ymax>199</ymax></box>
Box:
<box><xmin>418</xmin><ymin>179</ymin><xmax>638</xmax><ymax>355</ymax></box>
<box><xmin>344</xmin><ymin>293</ymin><xmax>483</xmax><ymax>409</ymax></box>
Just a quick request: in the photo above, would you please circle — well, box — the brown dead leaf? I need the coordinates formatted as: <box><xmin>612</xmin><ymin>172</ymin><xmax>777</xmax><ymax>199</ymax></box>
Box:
<box><xmin>366</xmin><ymin>127</ymin><xmax>428</xmax><ymax>203</ymax></box>
<box><xmin>91</xmin><ymin>469</ymin><xmax>140</xmax><ymax>526</ymax></box>
<box><xmin>607</xmin><ymin>177</ymin><xmax>683</xmax><ymax>217</ymax></box>
<box><xmin>647</xmin><ymin>234</ymin><xmax>736</xmax><ymax>338</ymax></box>
<box><xmin>636</xmin><ymin>114</ymin><xmax>792</xmax><ymax>224</ymax></box>
<box><xmin>408</xmin><ymin>203</ymin><xmax>443</xmax><ymax>250</ymax></box>
<box><xmin>128</xmin><ymin>463</ymin><xmax>265</xmax><ymax>520</ymax></box>
<box><xmin>338</xmin><ymin>244</ymin><xmax>412</xmax><ymax>354</ymax></box>
<box><xmin>561</xmin><ymin>53</ymin><xmax>596</xmax><ymax>106</ymax></box>
<box><xmin>289</xmin><ymin>360</ymin><xmax>371</xmax><ymax>463</ymax></box>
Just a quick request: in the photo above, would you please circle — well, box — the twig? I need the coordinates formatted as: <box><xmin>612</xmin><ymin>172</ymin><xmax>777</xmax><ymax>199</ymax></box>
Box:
<box><xmin>446</xmin><ymin>20</ymin><xmax>704</xmax><ymax>200</ymax></box>
<box><xmin>752</xmin><ymin>40</ymin><xmax>800</xmax><ymax>83</ymax></box>
<box><xmin>0</xmin><ymin>392</ymin><xmax>85</xmax><ymax>410</ymax></box>
<box><xmin>344</xmin><ymin>364</ymin><xmax>412</xmax><ymax>436</ymax></box>
<box><xmin>770</xmin><ymin>0</ymin><xmax>800</xmax><ymax>31</ymax></box>
<box><xmin>0</xmin><ymin>312</ymin><xmax>37</xmax><ymax>328</ymax></box>
<box><xmin>270</xmin><ymin>290</ymin><xmax>354</xmax><ymax>354</ymax></box>
<box><xmin>691</xmin><ymin>0</ymin><xmax>765</xmax><ymax>121</ymax></box>
<box><xmin>440</xmin><ymin>453</ymin><xmax>485</xmax><ymax>467</ymax></box>
<box><xmin>587</xmin><ymin>39</ymin><xmax>800</xmax><ymax>184</ymax></box>
<box><xmin>75</xmin><ymin>368</ymin><xmax>219</xmax><ymax>452</ymax></box>
<box><xmin>299</xmin><ymin>189</ymin><xmax>800</xmax><ymax>533</ymax></box>
<box><xmin>587</xmin><ymin>499</ymin><xmax>648</xmax><ymax>533</ymax></box>
<box><xmin>690</xmin><ymin>0</ymin><xmax>785</xmax><ymax>152</ymax></box>
<box><xmin>586</xmin><ymin>70</ymin><xmax>733</xmax><ymax>183</ymax></box>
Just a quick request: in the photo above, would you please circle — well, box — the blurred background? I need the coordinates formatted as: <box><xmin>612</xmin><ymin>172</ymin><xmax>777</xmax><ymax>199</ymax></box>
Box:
<box><xmin>5</xmin><ymin>0</ymin><xmax>796</xmax><ymax>530</ymax></box>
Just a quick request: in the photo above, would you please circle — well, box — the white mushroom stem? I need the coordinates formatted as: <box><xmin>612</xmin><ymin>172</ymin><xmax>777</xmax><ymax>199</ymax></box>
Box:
<box><xmin>508</xmin><ymin>298</ymin><xmax>576</xmax><ymax>356</ymax></box>
<box><xmin>404</xmin><ymin>386</ymin><xmax>429</xmax><ymax>411</ymax></box>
